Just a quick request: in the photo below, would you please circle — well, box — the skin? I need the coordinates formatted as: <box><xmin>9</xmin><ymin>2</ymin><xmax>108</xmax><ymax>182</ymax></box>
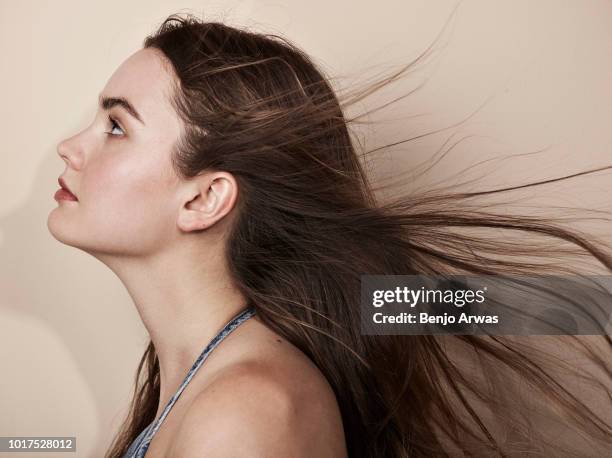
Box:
<box><xmin>47</xmin><ymin>48</ymin><xmax>347</xmax><ymax>457</ymax></box>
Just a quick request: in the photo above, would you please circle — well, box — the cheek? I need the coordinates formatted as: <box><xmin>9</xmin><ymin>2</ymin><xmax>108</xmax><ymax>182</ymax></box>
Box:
<box><xmin>86</xmin><ymin>155</ymin><xmax>159</xmax><ymax>202</ymax></box>
<box><xmin>81</xmin><ymin>154</ymin><xmax>175</xmax><ymax>246</ymax></box>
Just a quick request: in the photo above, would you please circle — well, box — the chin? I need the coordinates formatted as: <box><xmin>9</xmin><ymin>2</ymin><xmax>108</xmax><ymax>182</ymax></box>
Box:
<box><xmin>47</xmin><ymin>215</ymin><xmax>78</xmax><ymax>248</ymax></box>
<box><xmin>46</xmin><ymin>209</ymin><xmax>89</xmax><ymax>250</ymax></box>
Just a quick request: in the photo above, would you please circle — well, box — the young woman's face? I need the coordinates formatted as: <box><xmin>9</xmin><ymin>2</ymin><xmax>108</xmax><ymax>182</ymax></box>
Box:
<box><xmin>47</xmin><ymin>48</ymin><xmax>185</xmax><ymax>257</ymax></box>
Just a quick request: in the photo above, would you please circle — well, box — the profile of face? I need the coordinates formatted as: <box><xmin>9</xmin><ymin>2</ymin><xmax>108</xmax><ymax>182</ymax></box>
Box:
<box><xmin>48</xmin><ymin>48</ymin><xmax>205</xmax><ymax>259</ymax></box>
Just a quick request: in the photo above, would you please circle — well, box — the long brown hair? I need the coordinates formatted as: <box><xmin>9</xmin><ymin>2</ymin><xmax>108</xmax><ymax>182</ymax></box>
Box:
<box><xmin>105</xmin><ymin>12</ymin><xmax>611</xmax><ymax>457</ymax></box>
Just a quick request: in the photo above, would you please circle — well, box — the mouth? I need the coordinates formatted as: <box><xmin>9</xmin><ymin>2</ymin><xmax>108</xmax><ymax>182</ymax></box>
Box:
<box><xmin>56</xmin><ymin>177</ymin><xmax>79</xmax><ymax>201</ymax></box>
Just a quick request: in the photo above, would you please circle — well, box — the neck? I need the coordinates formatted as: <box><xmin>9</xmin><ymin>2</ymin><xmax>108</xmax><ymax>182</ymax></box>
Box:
<box><xmin>95</xmin><ymin>242</ymin><xmax>247</xmax><ymax>419</ymax></box>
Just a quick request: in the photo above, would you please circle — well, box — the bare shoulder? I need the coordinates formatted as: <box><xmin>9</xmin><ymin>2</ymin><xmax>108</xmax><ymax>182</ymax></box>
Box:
<box><xmin>168</xmin><ymin>335</ymin><xmax>348</xmax><ymax>457</ymax></box>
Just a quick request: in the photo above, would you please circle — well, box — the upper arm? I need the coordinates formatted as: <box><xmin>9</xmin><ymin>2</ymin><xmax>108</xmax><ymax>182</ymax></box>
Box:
<box><xmin>169</xmin><ymin>364</ymin><xmax>313</xmax><ymax>458</ymax></box>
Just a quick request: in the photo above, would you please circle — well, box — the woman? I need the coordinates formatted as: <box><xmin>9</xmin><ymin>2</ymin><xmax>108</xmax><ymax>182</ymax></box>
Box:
<box><xmin>47</xmin><ymin>12</ymin><xmax>611</xmax><ymax>458</ymax></box>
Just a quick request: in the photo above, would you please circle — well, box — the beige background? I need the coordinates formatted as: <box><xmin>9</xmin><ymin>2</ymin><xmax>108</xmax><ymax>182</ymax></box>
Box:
<box><xmin>1</xmin><ymin>0</ymin><xmax>611</xmax><ymax>456</ymax></box>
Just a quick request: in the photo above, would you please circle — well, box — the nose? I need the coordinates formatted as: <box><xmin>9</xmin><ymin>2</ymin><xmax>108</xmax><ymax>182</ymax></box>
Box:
<box><xmin>57</xmin><ymin>134</ymin><xmax>84</xmax><ymax>170</ymax></box>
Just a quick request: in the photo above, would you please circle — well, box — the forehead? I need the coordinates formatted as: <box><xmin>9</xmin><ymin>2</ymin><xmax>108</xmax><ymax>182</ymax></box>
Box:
<box><xmin>101</xmin><ymin>48</ymin><xmax>178</xmax><ymax>123</ymax></box>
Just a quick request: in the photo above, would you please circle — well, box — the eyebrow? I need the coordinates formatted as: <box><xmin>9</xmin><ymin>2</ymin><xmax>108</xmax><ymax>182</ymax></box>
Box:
<box><xmin>98</xmin><ymin>93</ymin><xmax>145</xmax><ymax>125</ymax></box>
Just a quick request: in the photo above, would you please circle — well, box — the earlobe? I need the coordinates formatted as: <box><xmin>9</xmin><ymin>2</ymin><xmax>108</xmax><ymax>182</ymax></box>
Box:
<box><xmin>177</xmin><ymin>212</ymin><xmax>207</xmax><ymax>233</ymax></box>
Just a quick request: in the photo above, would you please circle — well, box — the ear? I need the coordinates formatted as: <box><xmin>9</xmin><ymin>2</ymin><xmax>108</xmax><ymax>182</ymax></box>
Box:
<box><xmin>177</xmin><ymin>171</ymin><xmax>238</xmax><ymax>233</ymax></box>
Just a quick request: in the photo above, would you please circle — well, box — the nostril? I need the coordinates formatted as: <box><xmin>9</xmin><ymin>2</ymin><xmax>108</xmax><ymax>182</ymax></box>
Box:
<box><xmin>56</xmin><ymin>136</ymin><xmax>84</xmax><ymax>171</ymax></box>
<box><xmin>57</xmin><ymin>138</ymin><xmax>73</xmax><ymax>159</ymax></box>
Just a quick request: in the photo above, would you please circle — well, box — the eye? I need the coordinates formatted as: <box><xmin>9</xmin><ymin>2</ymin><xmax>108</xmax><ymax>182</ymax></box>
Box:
<box><xmin>105</xmin><ymin>115</ymin><xmax>125</xmax><ymax>137</ymax></box>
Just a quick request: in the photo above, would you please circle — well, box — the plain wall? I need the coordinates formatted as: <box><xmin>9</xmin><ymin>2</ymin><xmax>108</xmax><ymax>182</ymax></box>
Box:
<box><xmin>1</xmin><ymin>0</ymin><xmax>611</xmax><ymax>456</ymax></box>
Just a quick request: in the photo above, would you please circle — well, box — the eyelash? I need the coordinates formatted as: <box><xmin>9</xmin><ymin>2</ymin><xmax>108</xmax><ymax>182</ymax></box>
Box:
<box><xmin>105</xmin><ymin>115</ymin><xmax>125</xmax><ymax>137</ymax></box>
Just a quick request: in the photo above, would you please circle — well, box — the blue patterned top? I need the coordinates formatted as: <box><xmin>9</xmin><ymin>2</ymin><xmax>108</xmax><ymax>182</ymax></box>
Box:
<box><xmin>122</xmin><ymin>306</ymin><xmax>257</xmax><ymax>457</ymax></box>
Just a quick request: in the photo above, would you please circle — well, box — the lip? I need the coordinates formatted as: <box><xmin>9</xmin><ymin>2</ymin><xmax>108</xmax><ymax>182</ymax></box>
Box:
<box><xmin>57</xmin><ymin>176</ymin><xmax>78</xmax><ymax>201</ymax></box>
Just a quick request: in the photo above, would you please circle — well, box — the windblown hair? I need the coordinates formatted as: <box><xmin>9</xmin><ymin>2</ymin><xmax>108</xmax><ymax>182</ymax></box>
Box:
<box><xmin>106</xmin><ymin>12</ymin><xmax>611</xmax><ymax>457</ymax></box>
